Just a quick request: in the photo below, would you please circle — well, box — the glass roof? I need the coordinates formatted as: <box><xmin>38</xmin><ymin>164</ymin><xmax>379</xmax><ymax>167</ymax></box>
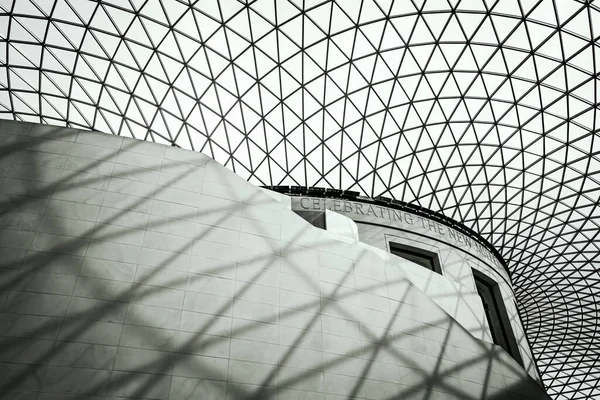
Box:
<box><xmin>0</xmin><ymin>0</ymin><xmax>599</xmax><ymax>398</ymax></box>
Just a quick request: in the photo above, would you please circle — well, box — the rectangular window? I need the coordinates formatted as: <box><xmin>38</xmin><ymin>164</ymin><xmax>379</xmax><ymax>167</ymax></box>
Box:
<box><xmin>473</xmin><ymin>270</ymin><xmax>523</xmax><ymax>365</ymax></box>
<box><xmin>389</xmin><ymin>242</ymin><xmax>442</xmax><ymax>274</ymax></box>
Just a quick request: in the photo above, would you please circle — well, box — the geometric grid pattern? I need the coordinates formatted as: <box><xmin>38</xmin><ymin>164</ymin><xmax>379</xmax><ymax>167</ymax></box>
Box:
<box><xmin>0</xmin><ymin>1</ymin><xmax>598</xmax><ymax>398</ymax></box>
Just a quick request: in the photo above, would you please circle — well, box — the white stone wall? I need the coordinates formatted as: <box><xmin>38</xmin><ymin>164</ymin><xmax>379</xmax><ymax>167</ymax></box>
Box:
<box><xmin>0</xmin><ymin>120</ymin><xmax>547</xmax><ymax>399</ymax></box>
<box><xmin>355</xmin><ymin>223</ymin><xmax>540</xmax><ymax>383</ymax></box>
<box><xmin>306</xmin><ymin>200</ymin><xmax>540</xmax><ymax>384</ymax></box>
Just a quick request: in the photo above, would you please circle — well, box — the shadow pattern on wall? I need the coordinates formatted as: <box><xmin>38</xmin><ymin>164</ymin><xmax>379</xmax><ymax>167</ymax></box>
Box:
<box><xmin>0</xmin><ymin>121</ymin><xmax>549</xmax><ymax>400</ymax></box>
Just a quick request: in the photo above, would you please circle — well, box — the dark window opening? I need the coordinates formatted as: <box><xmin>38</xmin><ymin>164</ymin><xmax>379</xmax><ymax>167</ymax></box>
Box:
<box><xmin>294</xmin><ymin>210</ymin><xmax>326</xmax><ymax>230</ymax></box>
<box><xmin>389</xmin><ymin>242</ymin><xmax>442</xmax><ymax>274</ymax></box>
<box><xmin>473</xmin><ymin>270</ymin><xmax>523</xmax><ymax>366</ymax></box>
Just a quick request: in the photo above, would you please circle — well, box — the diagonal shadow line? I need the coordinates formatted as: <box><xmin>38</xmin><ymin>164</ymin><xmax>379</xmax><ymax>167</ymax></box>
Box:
<box><xmin>389</xmin><ymin>322</ymin><xmax>528</xmax><ymax>400</ymax></box>
<box><xmin>236</xmin><ymin>241</ymin><xmax>483</xmax><ymax>396</ymax></box>
<box><xmin>1</xmin><ymin>174</ymin><xmax>335</xmax><ymax>398</ymax></box>
<box><xmin>247</xmin><ymin>261</ymin><xmax>358</xmax><ymax>398</ymax></box>
<box><xmin>0</xmin><ymin>124</ymin><xmax>540</xmax><ymax>396</ymax></box>
<box><xmin>1</xmin><ymin>222</ymin><xmax>540</xmax><ymax>400</ymax></box>
<box><xmin>270</xmin><ymin>250</ymin><xmax>538</xmax><ymax>399</ymax></box>
<box><xmin>263</xmin><ymin>241</ymin><xmax>453</xmax><ymax>387</ymax></box>
<box><xmin>348</xmin><ymin>284</ymin><xmax>413</xmax><ymax>398</ymax></box>
<box><xmin>0</xmin><ymin>127</ymin><xmax>216</xmax><ymax>213</ymax></box>
<box><xmin>0</xmin><ymin>139</ymin><xmax>282</xmax><ymax>397</ymax></box>
<box><xmin>0</xmin><ymin>156</ymin><xmax>205</xmax><ymax>292</ymax></box>
<box><xmin>480</xmin><ymin>327</ymin><xmax>497</xmax><ymax>400</ymax></box>
<box><xmin>0</xmin><ymin>218</ymin><xmax>233</xmax><ymax>394</ymax></box>
<box><xmin>100</xmin><ymin>189</ymin><xmax>360</xmax><ymax>398</ymax></box>
<box><xmin>1</xmin><ymin>222</ymin><xmax>524</xmax><ymax>400</ymax></box>
<box><xmin>0</xmin><ymin>139</ymin><xmax>255</xmax><ymax>280</ymax></box>
<box><xmin>0</xmin><ymin>198</ymin><xmax>253</xmax><ymax>294</ymax></box>
<box><xmin>426</xmin><ymin>286</ymin><xmax>492</xmax><ymax>340</ymax></box>
<box><xmin>419</xmin><ymin>313</ymin><xmax>456</xmax><ymax>400</ymax></box>
<box><xmin>419</xmin><ymin>257</ymin><xmax>515</xmax><ymax>344</ymax></box>
<box><xmin>259</xmin><ymin>315</ymin><xmax>525</xmax><ymax>400</ymax></box>
<box><xmin>1</xmin><ymin>130</ymin><xmax>496</xmax><ymax>358</ymax></box>
<box><xmin>400</xmin><ymin>271</ymin><xmax>519</xmax><ymax>378</ymax></box>
<box><xmin>383</xmin><ymin>259</ymin><xmax>514</xmax><ymax>361</ymax></box>
<box><xmin>101</xmin><ymin>205</ymin><xmax>442</xmax><ymax>398</ymax></box>
<box><xmin>264</xmin><ymin>243</ymin><xmax>413</xmax><ymax>362</ymax></box>
<box><xmin>421</xmin><ymin>276</ymin><xmax>527</xmax><ymax>393</ymax></box>
<box><xmin>0</xmin><ymin>131</ymin><xmax>183</xmax><ymax>390</ymax></box>
<box><xmin>1</xmin><ymin>243</ymin><xmax>407</xmax><ymax>358</ymax></box>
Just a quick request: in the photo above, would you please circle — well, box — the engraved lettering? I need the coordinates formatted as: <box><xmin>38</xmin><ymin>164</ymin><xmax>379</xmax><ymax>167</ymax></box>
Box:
<box><xmin>437</xmin><ymin>223</ymin><xmax>444</xmax><ymax>235</ymax></box>
<box><xmin>313</xmin><ymin>199</ymin><xmax>321</xmax><ymax>210</ymax></box>
<box><xmin>367</xmin><ymin>205</ymin><xmax>377</xmax><ymax>216</ymax></box>
<box><xmin>448</xmin><ymin>229</ymin><xmax>457</xmax><ymax>241</ymax></box>
<box><xmin>299</xmin><ymin>198</ymin><xmax>499</xmax><ymax>269</ymax></box>
<box><xmin>427</xmin><ymin>220</ymin><xmax>436</xmax><ymax>232</ymax></box>
<box><xmin>344</xmin><ymin>201</ymin><xmax>352</xmax><ymax>213</ymax></box>
<box><xmin>333</xmin><ymin>200</ymin><xmax>341</xmax><ymax>212</ymax></box>
<box><xmin>301</xmin><ymin>198</ymin><xmax>310</xmax><ymax>209</ymax></box>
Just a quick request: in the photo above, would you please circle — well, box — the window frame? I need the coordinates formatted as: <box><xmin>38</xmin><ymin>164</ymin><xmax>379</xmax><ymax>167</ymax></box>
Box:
<box><xmin>472</xmin><ymin>269</ymin><xmax>524</xmax><ymax>366</ymax></box>
<box><xmin>388</xmin><ymin>242</ymin><xmax>443</xmax><ymax>275</ymax></box>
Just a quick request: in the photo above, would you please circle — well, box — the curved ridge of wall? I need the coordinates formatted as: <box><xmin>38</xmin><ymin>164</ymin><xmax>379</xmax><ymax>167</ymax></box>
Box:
<box><xmin>0</xmin><ymin>120</ymin><xmax>547</xmax><ymax>399</ymax></box>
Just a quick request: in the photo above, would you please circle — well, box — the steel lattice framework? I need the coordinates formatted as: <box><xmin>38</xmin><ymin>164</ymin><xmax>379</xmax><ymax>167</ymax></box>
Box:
<box><xmin>0</xmin><ymin>0</ymin><xmax>599</xmax><ymax>398</ymax></box>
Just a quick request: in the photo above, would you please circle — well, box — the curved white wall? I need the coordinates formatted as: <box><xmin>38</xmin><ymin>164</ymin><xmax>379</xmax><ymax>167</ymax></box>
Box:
<box><xmin>356</xmin><ymin>222</ymin><xmax>537</xmax><ymax>376</ymax></box>
<box><xmin>293</xmin><ymin>196</ymin><xmax>540</xmax><ymax>384</ymax></box>
<box><xmin>0</xmin><ymin>120</ymin><xmax>547</xmax><ymax>399</ymax></box>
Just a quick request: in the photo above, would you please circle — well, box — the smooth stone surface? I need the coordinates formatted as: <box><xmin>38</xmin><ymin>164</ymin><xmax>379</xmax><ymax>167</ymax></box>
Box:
<box><xmin>0</xmin><ymin>122</ymin><xmax>547</xmax><ymax>400</ymax></box>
